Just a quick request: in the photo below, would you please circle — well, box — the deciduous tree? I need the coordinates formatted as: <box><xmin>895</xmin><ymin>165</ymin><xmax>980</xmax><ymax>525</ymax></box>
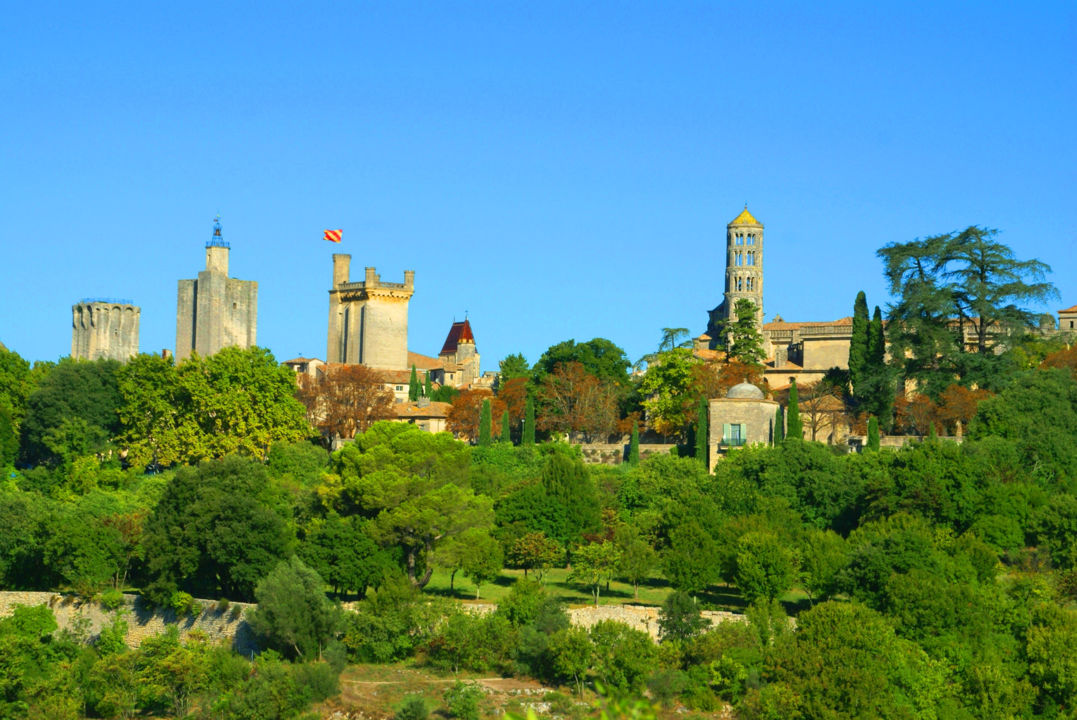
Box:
<box><xmin>295</xmin><ymin>363</ymin><xmax>393</xmax><ymax>445</ymax></box>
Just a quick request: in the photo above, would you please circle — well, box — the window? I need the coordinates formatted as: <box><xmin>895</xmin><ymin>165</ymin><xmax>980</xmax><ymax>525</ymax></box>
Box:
<box><xmin>747</xmin><ymin>234</ymin><xmax>755</xmax><ymax>245</ymax></box>
<box><xmin>746</xmin><ymin>277</ymin><xmax>754</xmax><ymax>291</ymax></box>
<box><xmin>735</xmin><ymin>251</ymin><xmax>743</xmax><ymax>266</ymax></box>
<box><xmin>396</xmin><ymin>385</ymin><xmax>404</xmax><ymax>391</ymax></box>
<box><xmin>722</xmin><ymin>422</ymin><xmax>747</xmax><ymax>446</ymax></box>
<box><xmin>735</xmin><ymin>276</ymin><xmax>744</xmax><ymax>291</ymax></box>
<box><xmin>735</xmin><ymin>234</ymin><xmax>744</xmax><ymax>246</ymax></box>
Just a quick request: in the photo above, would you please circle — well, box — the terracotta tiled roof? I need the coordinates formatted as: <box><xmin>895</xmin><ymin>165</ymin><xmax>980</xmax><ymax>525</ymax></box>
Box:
<box><xmin>408</xmin><ymin>351</ymin><xmax>444</xmax><ymax>370</ymax></box>
<box><xmin>763</xmin><ymin>316</ymin><xmax>853</xmax><ymax>330</ymax></box>
<box><xmin>283</xmin><ymin>357</ymin><xmax>322</xmax><ymax>365</ymax></box>
<box><xmin>693</xmin><ymin>348</ymin><xmax>726</xmax><ymax>361</ymax></box>
<box><xmin>393</xmin><ymin>401</ymin><xmax>452</xmax><ymax>419</ymax></box>
<box><xmin>379</xmin><ymin>369</ymin><xmax>416</xmax><ymax>384</ymax></box>
<box><xmin>440</xmin><ymin>319</ymin><xmax>476</xmax><ymax>356</ymax></box>
<box><xmin>1059</xmin><ymin>304</ymin><xmax>1077</xmax><ymax>314</ymax></box>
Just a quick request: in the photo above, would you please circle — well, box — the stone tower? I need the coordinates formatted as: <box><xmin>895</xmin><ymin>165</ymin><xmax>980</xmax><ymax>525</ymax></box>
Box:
<box><xmin>438</xmin><ymin>318</ymin><xmax>481</xmax><ymax>386</ymax></box>
<box><xmin>71</xmin><ymin>300</ymin><xmax>140</xmax><ymax>361</ymax></box>
<box><xmin>175</xmin><ymin>217</ymin><xmax>258</xmax><ymax>361</ymax></box>
<box><xmin>327</xmin><ymin>254</ymin><xmax>414</xmax><ymax>370</ymax></box>
<box><xmin>708</xmin><ymin>206</ymin><xmax>764</xmax><ymax>343</ymax></box>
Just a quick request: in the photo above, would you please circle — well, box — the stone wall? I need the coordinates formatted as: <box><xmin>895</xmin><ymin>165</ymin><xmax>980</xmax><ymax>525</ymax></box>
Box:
<box><xmin>0</xmin><ymin>592</ymin><xmax>258</xmax><ymax>654</ymax></box>
<box><xmin>577</xmin><ymin>443</ymin><xmax>676</xmax><ymax>465</ymax></box>
<box><xmin>1</xmin><ymin>592</ymin><xmax>751</xmax><ymax>650</ymax></box>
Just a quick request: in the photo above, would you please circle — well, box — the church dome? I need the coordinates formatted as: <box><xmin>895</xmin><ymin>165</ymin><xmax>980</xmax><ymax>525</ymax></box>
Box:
<box><xmin>726</xmin><ymin>382</ymin><xmax>764</xmax><ymax>400</ymax></box>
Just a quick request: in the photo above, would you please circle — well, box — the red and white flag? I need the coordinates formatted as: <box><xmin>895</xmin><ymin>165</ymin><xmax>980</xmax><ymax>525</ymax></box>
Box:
<box><xmin>324</xmin><ymin>229</ymin><xmax>343</xmax><ymax>243</ymax></box>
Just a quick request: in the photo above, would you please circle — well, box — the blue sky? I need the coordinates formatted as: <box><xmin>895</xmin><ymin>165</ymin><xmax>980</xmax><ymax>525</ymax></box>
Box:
<box><xmin>2</xmin><ymin>2</ymin><xmax>1075</xmax><ymax>370</ymax></box>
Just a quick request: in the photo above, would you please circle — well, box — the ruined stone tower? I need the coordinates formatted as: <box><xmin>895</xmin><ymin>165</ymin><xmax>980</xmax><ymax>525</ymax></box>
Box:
<box><xmin>175</xmin><ymin>217</ymin><xmax>258</xmax><ymax>362</ymax></box>
<box><xmin>71</xmin><ymin>300</ymin><xmax>140</xmax><ymax>361</ymax></box>
<box><xmin>708</xmin><ymin>206</ymin><xmax>764</xmax><ymax>342</ymax></box>
<box><xmin>327</xmin><ymin>254</ymin><xmax>413</xmax><ymax>370</ymax></box>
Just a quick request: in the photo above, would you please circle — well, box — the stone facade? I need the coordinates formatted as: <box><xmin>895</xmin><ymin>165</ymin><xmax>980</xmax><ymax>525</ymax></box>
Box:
<box><xmin>435</xmin><ymin>318</ymin><xmax>481</xmax><ymax>387</ymax></box>
<box><xmin>175</xmin><ymin>219</ymin><xmax>258</xmax><ymax>361</ymax></box>
<box><xmin>708</xmin><ymin>382</ymin><xmax>779</xmax><ymax>471</ymax></box>
<box><xmin>708</xmin><ymin>206</ymin><xmax>765</xmax><ymax>339</ymax></box>
<box><xmin>327</xmin><ymin>254</ymin><xmax>413</xmax><ymax>370</ymax></box>
<box><xmin>71</xmin><ymin>300</ymin><xmax>140</xmax><ymax>361</ymax></box>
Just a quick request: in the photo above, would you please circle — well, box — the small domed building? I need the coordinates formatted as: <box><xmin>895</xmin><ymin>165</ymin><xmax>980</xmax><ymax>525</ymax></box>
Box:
<box><xmin>707</xmin><ymin>381</ymin><xmax>779</xmax><ymax>471</ymax></box>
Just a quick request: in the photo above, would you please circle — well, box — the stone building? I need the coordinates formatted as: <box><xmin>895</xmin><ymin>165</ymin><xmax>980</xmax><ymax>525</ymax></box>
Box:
<box><xmin>707</xmin><ymin>381</ymin><xmax>779</xmax><ymax>471</ymax></box>
<box><xmin>434</xmin><ymin>318</ymin><xmax>481</xmax><ymax>387</ymax></box>
<box><xmin>71</xmin><ymin>300</ymin><xmax>140</xmax><ymax>361</ymax></box>
<box><xmin>326</xmin><ymin>254</ymin><xmax>413</xmax><ymax>371</ymax></box>
<box><xmin>175</xmin><ymin>218</ymin><xmax>258</xmax><ymax>362</ymax></box>
<box><xmin>1059</xmin><ymin>304</ymin><xmax>1077</xmax><ymax>334</ymax></box>
<box><xmin>708</xmin><ymin>206</ymin><xmax>765</xmax><ymax>340</ymax></box>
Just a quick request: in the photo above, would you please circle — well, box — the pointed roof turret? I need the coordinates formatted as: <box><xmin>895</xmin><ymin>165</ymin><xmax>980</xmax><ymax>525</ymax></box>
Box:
<box><xmin>439</xmin><ymin>318</ymin><xmax>476</xmax><ymax>357</ymax></box>
<box><xmin>729</xmin><ymin>205</ymin><xmax>761</xmax><ymax>226</ymax></box>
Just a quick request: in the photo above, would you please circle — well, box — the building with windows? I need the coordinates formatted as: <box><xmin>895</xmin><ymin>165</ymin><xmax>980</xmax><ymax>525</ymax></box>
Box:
<box><xmin>707</xmin><ymin>381</ymin><xmax>778</xmax><ymax>471</ymax></box>
<box><xmin>326</xmin><ymin>254</ymin><xmax>414</xmax><ymax>370</ymax></box>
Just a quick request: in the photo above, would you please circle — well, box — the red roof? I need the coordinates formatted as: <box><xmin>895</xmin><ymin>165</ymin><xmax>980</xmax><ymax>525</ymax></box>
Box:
<box><xmin>1059</xmin><ymin>304</ymin><xmax>1077</xmax><ymax>314</ymax></box>
<box><xmin>408</xmin><ymin>351</ymin><xmax>444</xmax><ymax>371</ymax></box>
<box><xmin>440</xmin><ymin>319</ymin><xmax>476</xmax><ymax>356</ymax></box>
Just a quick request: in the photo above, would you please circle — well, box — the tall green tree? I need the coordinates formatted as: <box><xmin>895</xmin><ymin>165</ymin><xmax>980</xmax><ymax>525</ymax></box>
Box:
<box><xmin>248</xmin><ymin>556</ymin><xmax>342</xmax><ymax>660</ymax></box>
<box><xmin>867</xmin><ymin>416</ymin><xmax>880</xmax><ymax>451</ymax></box>
<box><xmin>498</xmin><ymin>353</ymin><xmax>531</xmax><ymax>383</ymax></box>
<box><xmin>408</xmin><ymin>365</ymin><xmax>420</xmax><ymax>401</ymax></box>
<box><xmin>849</xmin><ymin>291</ymin><xmax>870</xmax><ymax>398</ymax></box>
<box><xmin>478</xmin><ymin>399</ymin><xmax>492</xmax><ymax>447</ymax></box>
<box><xmin>500</xmin><ymin>409</ymin><xmax>511</xmax><ymax>444</ymax></box>
<box><xmin>628</xmin><ymin>420</ymin><xmax>640</xmax><ymax>466</ymax></box>
<box><xmin>19</xmin><ymin>357</ymin><xmax>122</xmax><ymax>466</ymax></box>
<box><xmin>727</xmin><ymin>299</ymin><xmax>765</xmax><ymax>367</ymax></box>
<box><xmin>773</xmin><ymin>405</ymin><xmax>785</xmax><ymax>444</ymax></box>
<box><xmin>878</xmin><ymin>227</ymin><xmax>1057</xmax><ymax>394</ymax></box>
<box><xmin>0</xmin><ymin>345</ymin><xmax>32</xmax><ymax>431</ymax></box>
<box><xmin>522</xmin><ymin>395</ymin><xmax>536</xmax><ymax>446</ymax></box>
<box><xmin>423</xmin><ymin>372</ymin><xmax>432</xmax><ymax>398</ymax></box>
<box><xmin>786</xmin><ymin>379</ymin><xmax>803</xmax><ymax>440</ymax></box>
<box><xmin>694</xmin><ymin>395</ymin><xmax>708</xmax><ymax>465</ymax></box>
<box><xmin>142</xmin><ymin>455</ymin><xmax>295</xmax><ymax>601</ymax></box>
<box><xmin>328</xmin><ymin>422</ymin><xmax>492</xmax><ymax>587</ymax></box>
<box><xmin>533</xmin><ymin>338</ymin><xmax>631</xmax><ymax>391</ymax></box>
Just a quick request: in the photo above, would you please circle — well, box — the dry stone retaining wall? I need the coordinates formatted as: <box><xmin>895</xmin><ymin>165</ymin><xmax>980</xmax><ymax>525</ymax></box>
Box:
<box><xmin>0</xmin><ymin>591</ymin><xmax>258</xmax><ymax>654</ymax></box>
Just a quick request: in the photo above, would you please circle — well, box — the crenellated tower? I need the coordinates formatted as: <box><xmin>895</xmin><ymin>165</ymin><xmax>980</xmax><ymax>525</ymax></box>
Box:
<box><xmin>327</xmin><ymin>254</ymin><xmax>414</xmax><ymax>370</ymax></box>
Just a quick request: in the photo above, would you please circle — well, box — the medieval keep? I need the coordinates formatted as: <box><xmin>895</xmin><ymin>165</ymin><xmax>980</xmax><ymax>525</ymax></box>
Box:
<box><xmin>71</xmin><ymin>300</ymin><xmax>140</xmax><ymax>361</ymax></box>
<box><xmin>326</xmin><ymin>254</ymin><xmax>414</xmax><ymax>370</ymax></box>
<box><xmin>175</xmin><ymin>217</ymin><xmax>258</xmax><ymax>362</ymax></box>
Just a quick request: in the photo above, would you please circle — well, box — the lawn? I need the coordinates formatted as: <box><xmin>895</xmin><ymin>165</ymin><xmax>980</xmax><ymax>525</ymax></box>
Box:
<box><xmin>420</xmin><ymin>567</ymin><xmax>811</xmax><ymax>615</ymax></box>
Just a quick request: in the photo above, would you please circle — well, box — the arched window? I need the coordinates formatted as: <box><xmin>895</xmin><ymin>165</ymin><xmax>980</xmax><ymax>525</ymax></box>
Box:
<box><xmin>747</xmin><ymin>234</ymin><xmax>755</xmax><ymax>245</ymax></box>
<box><xmin>735</xmin><ymin>251</ymin><xmax>743</xmax><ymax>266</ymax></box>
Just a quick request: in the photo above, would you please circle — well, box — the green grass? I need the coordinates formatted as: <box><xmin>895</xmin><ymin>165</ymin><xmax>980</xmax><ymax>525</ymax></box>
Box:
<box><xmin>422</xmin><ymin>566</ymin><xmax>814</xmax><ymax>615</ymax></box>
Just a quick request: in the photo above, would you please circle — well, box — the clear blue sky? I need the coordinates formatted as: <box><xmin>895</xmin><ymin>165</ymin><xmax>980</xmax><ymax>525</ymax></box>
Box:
<box><xmin>2</xmin><ymin>2</ymin><xmax>1075</xmax><ymax>370</ymax></box>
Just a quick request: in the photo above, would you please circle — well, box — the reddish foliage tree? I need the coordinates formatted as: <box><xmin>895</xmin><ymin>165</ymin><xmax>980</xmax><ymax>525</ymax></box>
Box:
<box><xmin>448</xmin><ymin>388</ymin><xmax>506</xmax><ymax>441</ymax></box>
<box><xmin>894</xmin><ymin>393</ymin><xmax>937</xmax><ymax>436</ymax></box>
<box><xmin>536</xmin><ymin>362</ymin><xmax>618</xmax><ymax>442</ymax></box>
<box><xmin>296</xmin><ymin>364</ymin><xmax>394</xmax><ymax>443</ymax></box>
<box><xmin>936</xmin><ymin>384</ymin><xmax>992</xmax><ymax>434</ymax></box>
<box><xmin>1042</xmin><ymin>346</ymin><xmax>1077</xmax><ymax>376</ymax></box>
<box><xmin>497</xmin><ymin>376</ymin><xmax>530</xmax><ymax>425</ymax></box>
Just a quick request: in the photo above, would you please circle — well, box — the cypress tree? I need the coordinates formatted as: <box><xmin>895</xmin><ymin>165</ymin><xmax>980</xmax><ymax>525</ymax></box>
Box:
<box><xmin>928</xmin><ymin>422</ymin><xmax>938</xmax><ymax>442</ymax></box>
<box><xmin>773</xmin><ymin>405</ymin><xmax>785</xmax><ymax>444</ymax></box>
<box><xmin>867</xmin><ymin>306</ymin><xmax>892</xmax><ymax>428</ymax></box>
<box><xmin>424</xmin><ymin>372</ymin><xmax>432</xmax><ymax>398</ymax></box>
<box><xmin>786</xmin><ymin>379</ymin><xmax>803</xmax><ymax>440</ymax></box>
<box><xmin>501</xmin><ymin>409</ymin><xmax>511</xmax><ymax>444</ymax></box>
<box><xmin>867</xmin><ymin>415</ymin><xmax>880</xmax><ymax>451</ymax></box>
<box><xmin>628</xmin><ymin>420</ymin><xmax>640</xmax><ymax>466</ymax></box>
<box><xmin>849</xmin><ymin>291</ymin><xmax>869</xmax><ymax>400</ymax></box>
<box><xmin>478</xmin><ymin>399</ymin><xmax>492</xmax><ymax>446</ymax></box>
<box><xmin>694</xmin><ymin>396</ymin><xmax>708</xmax><ymax>465</ymax></box>
<box><xmin>522</xmin><ymin>395</ymin><xmax>536</xmax><ymax>446</ymax></box>
<box><xmin>408</xmin><ymin>365</ymin><xmax>420</xmax><ymax>401</ymax></box>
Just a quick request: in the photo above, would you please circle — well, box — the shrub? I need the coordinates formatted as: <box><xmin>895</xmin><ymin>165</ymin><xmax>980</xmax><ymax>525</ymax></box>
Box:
<box><xmin>169</xmin><ymin>591</ymin><xmax>199</xmax><ymax>617</ymax></box>
<box><xmin>99</xmin><ymin>588</ymin><xmax>125</xmax><ymax>611</ymax></box>
<box><xmin>248</xmin><ymin>556</ymin><xmax>342</xmax><ymax>661</ymax></box>
<box><xmin>396</xmin><ymin>695</ymin><xmax>429</xmax><ymax>720</ymax></box>
<box><xmin>217</xmin><ymin>597</ymin><xmax>231</xmax><ymax>613</ymax></box>
<box><xmin>444</xmin><ymin>681</ymin><xmax>484</xmax><ymax>720</ymax></box>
